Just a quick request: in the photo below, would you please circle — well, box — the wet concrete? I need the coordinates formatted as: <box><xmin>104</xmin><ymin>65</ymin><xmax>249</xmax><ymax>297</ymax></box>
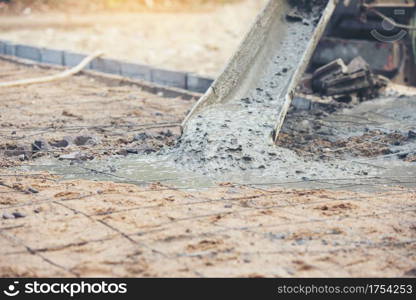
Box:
<box><xmin>23</xmin><ymin>155</ymin><xmax>215</xmax><ymax>189</ymax></box>
<box><xmin>24</xmin><ymin>92</ymin><xmax>415</xmax><ymax>192</ymax></box>
<box><xmin>279</xmin><ymin>96</ymin><xmax>416</xmax><ymax>161</ymax></box>
<box><xmin>166</xmin><ymin>0</ymin><xmax>372</xmax><ymax>181</ymax></box>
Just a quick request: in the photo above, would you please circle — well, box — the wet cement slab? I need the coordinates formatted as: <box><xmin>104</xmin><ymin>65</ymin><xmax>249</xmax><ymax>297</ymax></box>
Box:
<box><xmin>21</xmin><ymin>94</ymin><xmax>415</xmax><ymax>192</ymax></box>
<box><xmin>15</xmin><ymin>0</ymin><xmax>416</xmax><ymax>191</ymax></box>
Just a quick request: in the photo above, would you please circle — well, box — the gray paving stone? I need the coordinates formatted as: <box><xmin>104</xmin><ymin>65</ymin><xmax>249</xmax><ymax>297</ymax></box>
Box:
<box><xmin>120</xmin><ymin>61</ymin><xmax>151</xmax><ymax>81</ymax></box>
<box><xmin>15</xmin><ymin>45</ymin><xmax>41</xmax><ymax>61</ymax></box>
<box><xmin>187</xmin><ymin>74</ymin><xmax>213</xmax><ymax>93</ymax></box>
<box><xmin>0</xmin><ymin>40</ymin><xmax>7</xmax><ymax>54</ymax></box>
<box><xmin>0</xmin><ymin>39</ymin><xmax>213</xmax><ymax>94</ymax></box>
<box><xmin>64</xmin><ymin>51</ymin><xmax>89</xmax><ymax>68</ymax></box>
<box><xmin>5</xmin><ymin>43</ymin><xmax>15</xmax><ymax>56</ymax></box>
<box><xmin>151</xmin><ymin>68</ymin><xmax>187</xmax><ymax>89</ymax></box>
<box><xmin>91</xmin><ymin>58</ymin><xmax>121</xmax><ymax>75</ymax></box>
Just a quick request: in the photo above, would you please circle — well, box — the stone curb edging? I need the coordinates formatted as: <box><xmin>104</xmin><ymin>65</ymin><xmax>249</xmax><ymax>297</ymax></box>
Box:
<box><xmin>0</xmin><ymin>40</ymin><xmax>214</xmax><ymax>94</ymax></box>
<box><xmin>0</xmin><ymin>53</ymin><xmax>202</xmax><ymax>101</ymax></box>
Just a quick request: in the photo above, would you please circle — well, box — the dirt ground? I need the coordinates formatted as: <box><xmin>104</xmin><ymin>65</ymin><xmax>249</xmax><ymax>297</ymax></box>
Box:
<box><xmin>0</xmin><ymin>59</ymin><xmax>415</xmax><ymax>277</ymax></box>
<box><xmin>0</xmin><ymin>0</ymin><xmax>268</xmax><ymax>77</ymax></box>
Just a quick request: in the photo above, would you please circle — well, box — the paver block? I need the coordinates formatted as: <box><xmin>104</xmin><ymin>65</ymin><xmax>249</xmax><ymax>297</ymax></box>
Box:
<box><xmin>64</xmin><ymin>51</ymin><xmax>90</xmax><ymax>68</ymax></box>
<box><xmin>187</xmin><ymin>74</ymin><xmax>213</xmax><ymax>93</ymax></box>
<box><xmin>151</xmin><ymin>68</ymin><xmax>187</xmax><ymax>89</ymax></box>
<box><xmin>292</xmin><ymin>96</ymin><xmax>312</xmax><ymax>110</ymax></box>
<box><xmin>5</xmin><ymin>43</ymin><xmax>15</xmax><ymax>56</ymax></box>
<box><xmin>15</xmin><ymin>44</ymin><xmax>41</xmax><ymax>61</ymax></box>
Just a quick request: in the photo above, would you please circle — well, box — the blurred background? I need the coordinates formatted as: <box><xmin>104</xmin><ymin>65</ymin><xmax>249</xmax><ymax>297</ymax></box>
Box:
<box><xmin>0</xmin><ymin>0</ymin><xmax>268</xmax><ymax>76</ymax></box>
<box><xmin>1</xmin><ymin>0</ymin><xmax>244</xmax><ymax>12</ymax></box>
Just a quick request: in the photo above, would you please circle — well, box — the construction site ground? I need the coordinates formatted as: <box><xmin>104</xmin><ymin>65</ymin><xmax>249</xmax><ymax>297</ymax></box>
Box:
<box><xmin>0</xmin><ymin>58</ymin><xmax>415</xmax><ymax>278</ymax></box>
<box><xmin>0</xmin><ymin>0</ymin><xmax>268</xmax><ymax>77</ymax></box>
<box><xmin>0</xmin><ymin>59</ymin><xmax>192</xmax><ymax>169</ymax></box>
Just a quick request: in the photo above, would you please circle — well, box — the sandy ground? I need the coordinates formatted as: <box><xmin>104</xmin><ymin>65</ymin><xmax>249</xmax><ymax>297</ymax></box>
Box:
<box><xmin>0</xmin><ymin>172</ymin><xmax>415</xmax><ymax>277</ymax></box>
<box><xmin>0</xmin><ymin>59</ymin><xmax>415</xmax><ymax>277</ymax></box>
<box><xmin>0</xmin><ymin>0</ymin><xmax>268</xmax><ymax>77</ymax></box>
<box><xmin>0</xmin><ymin>59</ymin><xmax>195</xmax><ymax>168</ymax></box>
